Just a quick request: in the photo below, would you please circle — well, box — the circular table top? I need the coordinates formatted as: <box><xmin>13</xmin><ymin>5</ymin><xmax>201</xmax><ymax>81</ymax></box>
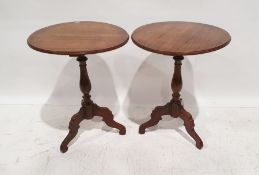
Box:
<box><xmin>131</xmin><ymin>21</ymin><xmax>231</xmax><ymax>56</ymax></box>
<box><xmin>27</xmin><ymin>21</ymin><xmax>129</xmax><ymax>56</ymax></box>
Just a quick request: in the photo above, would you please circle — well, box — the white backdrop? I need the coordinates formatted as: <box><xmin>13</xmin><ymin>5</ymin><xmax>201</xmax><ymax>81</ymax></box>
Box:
<box><xmin>2</xmin><ymin>1</ymin><xmax>259</xmax><ymax>175</ymax></box>
<box><xmin>1</xmin><ymin>0</ymin><xmax>259</xmax><ymax>107</ymax></box>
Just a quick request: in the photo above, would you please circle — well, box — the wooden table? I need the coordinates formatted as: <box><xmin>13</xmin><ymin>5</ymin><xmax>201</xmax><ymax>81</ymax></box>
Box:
<box><xmin>28</xmin><ymin>21</ymin><xmax>129</xmax><ymax>153</ymax></box>
<box><xmin>132</xmin><ymin>21</ymin><xmax>231</xmax><ymax>149</ymax></box>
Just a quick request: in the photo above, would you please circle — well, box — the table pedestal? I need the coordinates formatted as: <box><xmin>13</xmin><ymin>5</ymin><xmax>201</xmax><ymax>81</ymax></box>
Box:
<box><xmin>139</xmin><ymin>56</ymin><xmax>203</xmax><ymax>149</ymax></box>
<box><xmin>60</xmin><ymin>55</ymin><xmax>126</xmax><ymax>153</ymax></box>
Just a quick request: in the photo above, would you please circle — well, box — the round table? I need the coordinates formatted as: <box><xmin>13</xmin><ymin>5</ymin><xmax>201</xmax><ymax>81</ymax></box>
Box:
<box><xmin>28</xmin><ymin>21</ymin><xmax>129</xmax><ymax>153</ymax></box>
<box><xmin>132</xmin><ymin>21</ymin><xmax>231</xmax><ymax>149</ymax></box>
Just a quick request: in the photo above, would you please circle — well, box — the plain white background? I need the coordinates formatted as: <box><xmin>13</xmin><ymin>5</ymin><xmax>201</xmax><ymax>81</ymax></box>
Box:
<box><xmin>1</xmin><ymin>0</ymin><xmax>259</xmax><ymax>107</ymax></box>
<box><xmin>1</xmin><ymin>0</ymin><xmax>259</xmax><ymax>175</ymax></box>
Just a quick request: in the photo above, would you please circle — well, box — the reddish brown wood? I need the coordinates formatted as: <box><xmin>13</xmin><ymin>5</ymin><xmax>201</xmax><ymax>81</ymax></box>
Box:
<box><xmin>139</xmin><ymin>56</ymin><xmax>203</xmax><ymax>149</ymax></box>
<box><xmin>27</xmin><ymin>21</ymin><xmax>129</xmax><ymax>56</ymax></box>
<box><xmin>135</xmin><ymin>22</ymin><xmax>231</xmax><ymax>149</ymax></box>
<box><xmin>132</xmin><ymin>21</ymin><xmax>231</xmax><ymax>56</ymax></box>
<box><xmin>28</xmin><ymin>22</ymin><xmax>128</xmax><ymax>153</ymax></box>
<box><xmin>60</xmin><ymin>56</ymin><xmax>126</xmax><ymax>153</ymax></box>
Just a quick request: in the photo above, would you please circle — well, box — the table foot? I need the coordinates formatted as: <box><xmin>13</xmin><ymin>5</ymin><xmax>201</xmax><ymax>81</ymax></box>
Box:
<box><xmin>139</xmin><ymin>103</ymin><xmax>170</xmax><ymax>134</ymax></box>
<box><xmin>60</xmin><ymin>110</ymin><xmax>85</xmax><ymax>153</ymax></box>
<box><xmin>60</xmin><ymin>144</ymin><xmax>68</xmax><ymax>153</ymax></box>
<box><xmin>60</xmin><ymin>104</ymin><xmax>126</xmax><ymax>153</ymax></box>
<box><xmin>93</xmin><ymin>104</ymin><xmax>126</xmax><ymax>135</ymax></box>
<box><xmin>180</xmin><ymin>110</ymin><xmax>203</xmax><ymax>149</ymax></box>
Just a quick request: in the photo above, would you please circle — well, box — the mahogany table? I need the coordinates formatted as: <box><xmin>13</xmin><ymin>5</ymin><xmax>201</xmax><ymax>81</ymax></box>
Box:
<box><xmin>28</xmin><ymin>21</ymin><xmax>129</xmax><ymax>153</ymax></box>
<box><xmin>132</xmin><ymin>21</ymin><xmax>231</xmax><ymax>149</ymax></box>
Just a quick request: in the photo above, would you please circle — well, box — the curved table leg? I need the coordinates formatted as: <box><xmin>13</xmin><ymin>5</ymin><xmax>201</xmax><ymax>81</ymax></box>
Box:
<box><xmin>60</xmin><ymin>56</ymin><xmax>126</xmax><ymax>153</ymax></box>
<box><xmin>179</xmin><ymin>110</ymin><xmax>203</xmax><ymax>149</ymax></box>
<box><xmin>60</xmin><ymin>110</ymin><xmax>85</xmax><ymax>153</ymax></box>
<box><xmin>93</xmin><ymin>104</ymin><xmax>126</xmax><ymax>135</ymax></box>
<box><xmin>139</xmin><ymin>103</ymin><xmax>170</xmax><ymax>134</ymax></box>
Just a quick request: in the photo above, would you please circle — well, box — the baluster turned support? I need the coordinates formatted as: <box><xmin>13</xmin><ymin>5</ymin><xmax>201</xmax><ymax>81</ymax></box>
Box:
<box><xmin>60</xmin><ymin>55</ymin><xmax>126</xmax><ymax>153</ymax></box>
<box><xmin>139</xmin><ymin>56</ymin><xmax>203</xmax><ymax>149</ymax></box>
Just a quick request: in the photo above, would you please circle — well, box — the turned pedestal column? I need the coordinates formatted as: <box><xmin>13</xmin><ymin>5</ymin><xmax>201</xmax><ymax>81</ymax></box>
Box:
<box><xmin>27</xmin><ymin>21</ymin><xmax>129</xmax><ymax>153</ymax></box>
<box><xmin>139</xmin><ymin>56</ymin><xmax>203</xmax><ymax>149</ymax></box>
<box><xmin>60</xmin><ymin>55</ymin><xmax>126</xmax><ymax>153</ymax></box>
<box><xmin>132</xmin><ymin>21</ymin><xmax>231</xmax><ymax>149</ymax></box>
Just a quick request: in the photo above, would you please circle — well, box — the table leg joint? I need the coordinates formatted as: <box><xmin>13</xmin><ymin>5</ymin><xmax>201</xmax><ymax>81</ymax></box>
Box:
<box><xmin>60</xmin><ymin>56</ymin><xmax>126</xmax><ymax>153</ymax></box>
<box><xmin>139</xmin><ymin>55</ymin><xmax>203</xmax><ymax>149</ymax></box>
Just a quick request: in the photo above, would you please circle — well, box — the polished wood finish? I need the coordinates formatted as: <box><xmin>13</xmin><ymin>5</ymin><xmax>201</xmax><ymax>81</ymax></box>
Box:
<box><xmin>139</xmin><ymin>56</ymin><xmax>203</xmax><ymax>149</ymax></box>
<box><xmin>60</xmin><ymin>56</ymin><xmax>126</xmax><ymax>153</ymax></box>
<box><xmin>28</xmin><ymin>21</ymin><xmax>129</xmax><ymax>56</ymax></box>
<box><xmin>27</xmin><ymin>22</ymin><xmax>128</xmax><ymax>153</ymax></box>
<box><xmin>134</xmin><ymin>22</ymin><xmax>231</xmax><ymax>149</ymax></box>
<box><xmin>132</xmin><ymin>21</ymin><xmax>231</xmax><ymax>56</ymax></box>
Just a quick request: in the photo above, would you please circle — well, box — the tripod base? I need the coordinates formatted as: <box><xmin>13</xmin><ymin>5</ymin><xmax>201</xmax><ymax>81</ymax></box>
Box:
<box><xmin>139</xmin><ymin>99</ymin><xmax>203</xmax><ymax>149</ymax></box>
<box><xmin>60</xmin><ymin>103</ymin><xmax>126</xmax><ymax>153</ymax></box>
<box><xmin>139</xmin><ymin>56</ymin><xmax>203</xmax><ymax>149</ymax></box>
<box><xmin>60</xmin><ymin>55</ymin><xmax>126</xmax><ymax>153</ymax></box>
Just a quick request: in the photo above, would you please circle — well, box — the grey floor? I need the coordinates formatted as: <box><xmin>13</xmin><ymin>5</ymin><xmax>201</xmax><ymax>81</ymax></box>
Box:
<box><xmin>0</xmin><ymin>105</ymin><xmax>259</xmax><ymax>175</ymax></box>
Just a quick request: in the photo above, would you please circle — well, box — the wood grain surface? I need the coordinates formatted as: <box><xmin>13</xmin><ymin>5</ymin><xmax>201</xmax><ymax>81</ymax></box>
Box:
<box><xmin>27</xmin><ymin>21</ymin><xmax>129</xmax><ymax>55</ymax></box>
<box><xmin>131</xmin><ymin>21</ymin><xmax>231</xmax><ymax>56</ymax></box>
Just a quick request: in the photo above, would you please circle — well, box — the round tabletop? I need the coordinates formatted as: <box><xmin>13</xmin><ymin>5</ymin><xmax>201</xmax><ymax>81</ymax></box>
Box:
<box><xmin>27</xmin><ymin>21</ymin><xmax>129</xmax><ymax>56</ymax></box>
<box><xmin>131</xmin><ymin>22</ymin><xmax>231</xmax><ymax>56</ymax></box>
